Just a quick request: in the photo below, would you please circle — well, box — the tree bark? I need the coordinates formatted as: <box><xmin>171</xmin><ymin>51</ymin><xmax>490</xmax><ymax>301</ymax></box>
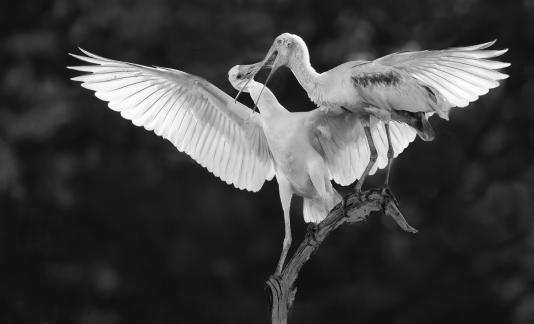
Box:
<box><xmin>267</xmin><ymin>188</ymin><xmax>417</xmax><ymax>324</ymax></box>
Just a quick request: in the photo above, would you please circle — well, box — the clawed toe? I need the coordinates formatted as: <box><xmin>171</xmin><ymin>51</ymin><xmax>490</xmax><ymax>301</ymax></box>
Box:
<box><xmin>381</xmin><ymin>186</ymin><xmax>400</xmax><ymax>207</ymax></box>
<box><xmin>307</xmin><ymin>223</ymin><xmax>321</xmax><ymax>246</ymax></box>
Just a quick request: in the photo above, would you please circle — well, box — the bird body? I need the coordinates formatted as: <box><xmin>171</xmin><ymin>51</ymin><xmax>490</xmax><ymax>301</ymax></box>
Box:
<box><xmin>237</xmin><ymin>71</ymin><xmax>342</xmax><ymax>223</ymax></box>
<box><xmin>261</xmin><ymin>48</ymin><xmax>436</xmax><ymax>140</ymax></box>
<box><xmin>242</xmin><ymin>33</ymin><xmax>509</xmax><ymax>190</ymax></box>
<box><xmin>313</xmin><ymin>60</ymin><xmax>437</xmax><ymax>115</ymax></box>
<box><xmin>249</xmin><ymin>33</ymin><xmax>509</xmax><ymax>120</ymax></box>
<box><xmin>69</xmin><ymin>50</ymin><xmax>415</xmax><ymax>273</ymax></box>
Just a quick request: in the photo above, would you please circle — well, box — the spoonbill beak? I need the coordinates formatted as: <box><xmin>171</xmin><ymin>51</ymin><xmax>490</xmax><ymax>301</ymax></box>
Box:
<box><xmin>234</xmin><ymin>45</ymin><xmax>279</xmax><ymax>105</ymax></box>
<box><xmin>233</xmin><ymin>62</ymin><xmax>263</xmax><ymax>103</ymax></box>
<box><xmin>252</xmin><ymin>48</ymin><xmax>280</xmax><ymax>110</ymax></box>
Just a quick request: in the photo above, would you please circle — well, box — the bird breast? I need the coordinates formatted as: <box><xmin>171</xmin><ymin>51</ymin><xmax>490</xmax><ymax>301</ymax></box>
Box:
<box><xmin>264</xmin><ymin>119</ymin><xmax>320</xmax><ymax>197</ymax></box>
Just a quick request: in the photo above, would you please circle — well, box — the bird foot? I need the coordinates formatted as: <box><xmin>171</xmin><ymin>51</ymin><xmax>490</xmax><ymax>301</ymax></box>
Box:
<box><xmin>266</xmin><ymin>275</ymin><xmax>283</xmax><ymax>307</ymax></box>
<box><xmin>356</xmin><ymin>188</ymin><xmax>367</xmax><ymax>200</ymax></box>
<box><xmin>381</xmin><ymin>186</ymin><xmax>400</xmax><ymax>207</ymax></box>
<box><xmin>354</xmin><ymin>182</ymin><xmax>363</xmax><ymax>195</ymax></box>
<box><xmin>381</xmin><ymin>187</ymin><xmax>418</xmax><ymax>234</ymax></box>
<box><xmin>342</xmin><ymin>186</ymin><xmax>368</xmax><ymax>218</ymax></box>
<box><xmin>306</xmin><ymin>223</ymin><xmax>321</xmax><ymax>247</ymax></box>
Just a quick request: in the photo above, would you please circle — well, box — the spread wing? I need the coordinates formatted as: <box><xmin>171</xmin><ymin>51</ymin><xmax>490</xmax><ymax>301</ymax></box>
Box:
<box><xmin>69</xmin><ymin>49</ymin><xmax>275</xmax><ymax>192</ymax></box>
<box><xmin>351</xmin><ymin>40</ymin><xmax>510</xmax><ymax>119</ymax></box>
<box><xmin>311</xmin><ymin>108</ymin><xmax>416</xmax><ymax>186</ymax></box>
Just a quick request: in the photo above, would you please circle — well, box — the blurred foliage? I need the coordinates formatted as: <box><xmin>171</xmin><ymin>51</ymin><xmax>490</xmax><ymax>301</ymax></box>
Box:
<box><xmin>1</xmin><ymin>0</ymin><xmax>533</xmax><ymax>323</ymax></box>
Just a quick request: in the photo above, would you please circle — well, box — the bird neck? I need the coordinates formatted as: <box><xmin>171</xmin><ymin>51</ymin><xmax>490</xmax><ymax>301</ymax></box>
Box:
<box><xmin>248</xmin><ymin>81</ymin><xmax>288</xmax><ymax>117</ymax></box>
<box><xmin>287</xmin><ymin>45</ymin><xmax>321</xmax><ymax>103</ymax></box>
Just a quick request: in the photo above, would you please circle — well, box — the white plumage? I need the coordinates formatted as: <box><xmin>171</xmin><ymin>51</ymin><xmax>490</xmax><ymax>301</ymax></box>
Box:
<box><xmin>69</xmin><ymin>49</ymin><xmax>275</xmax><ymax>192</ymax></box>
<box><xmin>225</xmin><ymin>63</ymin><xmax>414</xmax><ymax>272</ymax></box>
<box><xmin>241</xmin><ymin>34</ymin><xmax>509</xmax><ymax>190</ymax></box>
<box><xmin>313</xmin><ymin>112</ymin><xmax>416</xmax><ymax>186</ymax></box>
<box><xmin>69</xmin><ymin>50</ymin><xmax>416</xmax><ymax>273</ymax></box>
<box><xmin>372</xmin><ymin>40</ymin><xmax>510</xmax><ymax>118</ymax></box>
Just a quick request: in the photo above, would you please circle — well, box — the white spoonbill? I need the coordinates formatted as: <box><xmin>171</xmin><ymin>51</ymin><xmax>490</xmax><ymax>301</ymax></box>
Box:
<box><xmin>239</xmin><ymin>34</ymin><xmax>510</xmax><ymax>191</ymax></box>
<box><xmin>68</xmin><ymin>50</ymin><xmax>415</xmax><ymax>273</ymax></box>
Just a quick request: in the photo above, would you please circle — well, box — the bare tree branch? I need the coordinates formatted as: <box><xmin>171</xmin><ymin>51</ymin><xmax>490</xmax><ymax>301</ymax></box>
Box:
<box><xmin>267</xmin><ymin>188</ymin><xmax>417</xmax><ymax>324</ymax></box>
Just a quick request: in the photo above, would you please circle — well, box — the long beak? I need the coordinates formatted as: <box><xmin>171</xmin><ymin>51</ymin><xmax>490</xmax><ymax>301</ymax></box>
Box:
<box><xmin>253</xmin><ymin>64</ymin><xmax>276</xmax><ymax>112</ymax></box>
<box><xmin>234</xmin><ymin>46</ymin><xmax>278</xmax><ymax>104</ymax></box>
<box><xmin>234</xmin><ymin>67</ymin><xmax>258</xmax><ymax>103</ymax></box>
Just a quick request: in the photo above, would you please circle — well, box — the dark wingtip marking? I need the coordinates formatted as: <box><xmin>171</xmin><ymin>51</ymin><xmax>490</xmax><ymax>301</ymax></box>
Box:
<box><xmin>340</xmin><ymin>106</ymin><xmax>352</xmax><ymax>113</ymax></box>
<box><xmin>418</xmin><ymin>113</ymin><xmax>435</xmax><ymax>141</ymax></box>
<box><xmin>422</xmin><ymin>85</ymin><xmax>437</xmax><ymax>104</ymax></box>
<box><xmin>392</xmin><ymin>110</ymin><xmax>435</xmax><ymax>141</ymax></box>
<box><xmin>352</xmin><ymin>71</ymin><xmax>401</xmax><ymax>88</ymax></box>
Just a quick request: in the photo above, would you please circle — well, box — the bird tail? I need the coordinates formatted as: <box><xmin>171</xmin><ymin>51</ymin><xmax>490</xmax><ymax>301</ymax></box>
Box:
<box><xmin>416</xmin><ymin>113</ymin><xmax>435</xmax><ymax>141</ymax></box>
<box><xmin>392</xmin><ymin>110</ymin><xmax>435</xmax><ymax>141</ymax></box>
<box><xmin>303</xmin><ymin>189</ymin><xmax>342</xmax><ymax>224</ymax></box>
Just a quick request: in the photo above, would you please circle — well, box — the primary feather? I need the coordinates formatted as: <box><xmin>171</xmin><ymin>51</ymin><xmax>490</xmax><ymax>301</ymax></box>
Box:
<box><xmin>353</xmin><ymin>40</ymin><xmax>510</xmax><ymax>119</ymax></box>
<box><xmin>69</xmin><ymin>49</ymin><xmax>275</xmax><ymax>192</ymax></box>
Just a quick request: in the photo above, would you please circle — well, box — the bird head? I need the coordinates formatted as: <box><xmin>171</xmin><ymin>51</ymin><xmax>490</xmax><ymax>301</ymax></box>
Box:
<box><xmin>264</xmin><ymin>33</ymin><xmax>304</xmax><ymax>71</ymax></box>
<box><xmin>248</xmin><ymin>33</ymin><xmax>305</xmax><ymax>80</ymax></box>
<box><xmin>228</xmin><ymin>65</ymin><xmax>250</xmax><ymax>92</ymax></box>
<box><xmin>228</xmin><ymin>63</ymin><xmax>262</xmax><ymax>93</ymax></box>
<box><xmin>234</xmin><ymin>33</ymin><xmax>306</xmax><ymax>106</ymax></box>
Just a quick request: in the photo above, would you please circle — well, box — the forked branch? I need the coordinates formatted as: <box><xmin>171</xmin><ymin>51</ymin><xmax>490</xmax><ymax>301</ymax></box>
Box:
<box><xmin>267</xmin><ymin>188</ymin><xmax>417</xmax><ymax>324</ymax></box>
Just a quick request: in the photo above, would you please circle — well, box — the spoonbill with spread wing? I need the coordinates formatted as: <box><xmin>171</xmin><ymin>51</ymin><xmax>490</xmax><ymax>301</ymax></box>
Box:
<box><xmin>239</xmin><ymin>34</ymin><xmax>510</xmax><ymax>191</ymax></box>
<box><xmin>68</xmin><ymin>50</ymin><xmax>416</xmax><ymax>273</ymax></box>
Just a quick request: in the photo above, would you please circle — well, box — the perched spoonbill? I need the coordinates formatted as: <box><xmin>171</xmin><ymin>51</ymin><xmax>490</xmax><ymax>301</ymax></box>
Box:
<box><xmin>68</xmin><ymin>50</ymin><xmax>415</xmax><ymax>273</ymax></box>
<box><xmin>239</xmin><ymin>34</ymin><xmax>510</xmax><ymax>191</ymax></box>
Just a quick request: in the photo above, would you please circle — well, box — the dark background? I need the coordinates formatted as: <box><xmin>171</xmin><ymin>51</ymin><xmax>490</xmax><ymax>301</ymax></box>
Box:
<box><xmin>1</xmin><ymin>0</ymin><xmax>533</xmax><ymax>323</ymax></box>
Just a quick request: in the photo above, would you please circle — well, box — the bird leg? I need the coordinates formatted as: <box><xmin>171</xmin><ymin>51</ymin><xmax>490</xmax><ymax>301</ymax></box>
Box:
<box><xmin>276</xmin><ymin>181</ymin><xmax>293</xmax><ymax>274</ymax></box>
<box><xmin>253</xmin><ymin>64</ymin><xmax>276</xmax><ymax>112</ymax></box>
<box><xmin>276</xmin><ymin>211</ymin><xmax>292</xmax><ymax>274</ymax></box>
<box><xmin>354</xmin><ymin>120</ymin><xmax>377</xmax><ymax>192</ymax></box>
<box><xmin>384</xmin><ymin>122</ymin><xmax>394</xmax><ymax>187</ymax></box>
<box><xmin>382</xmin><ymin>122</ymin><xmax>403</xmax><ymax>212</ymax></box>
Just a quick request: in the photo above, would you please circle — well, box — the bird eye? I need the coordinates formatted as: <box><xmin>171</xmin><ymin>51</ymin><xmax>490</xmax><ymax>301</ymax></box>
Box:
<box><xmin>237</xmin><ymin>73</ymin><xmax>242</xmax><ymax>79</ymax></box>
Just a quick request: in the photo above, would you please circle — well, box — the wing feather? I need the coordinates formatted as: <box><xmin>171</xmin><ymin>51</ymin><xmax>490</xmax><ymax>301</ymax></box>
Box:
<box><xmin>69</xmin><ymin>49</ymin><xmax>274</xmax><ymax>191</ymax></box>
<box><xmin>196</xmin><ymin>104</ymin><xmax>216</xmax><ymax>160</ymax></box>
<box><xmin>353</xmin><ymin>41</ymin><xmax>509</xmax><ymax>118</ymax></box>
<box><xmin>310</xmin><ymin>109</ymin><xmax>417</xmax><ymax>185</ymax></box>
